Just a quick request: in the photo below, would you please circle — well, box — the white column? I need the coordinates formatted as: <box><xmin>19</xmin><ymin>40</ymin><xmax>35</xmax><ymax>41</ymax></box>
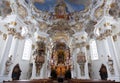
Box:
<box><xmin>0</xmin><ymin>35</ymin><xmax>6</xmax><ymax>65</ymax></box>
<box><xmin>114</xmin><ymin>36</ymin><xmax>120</xmax><ymax>70</ymax></box>
<box><xmin>102</xmin><ymin>39</ymin><xmax>111</xmax><ymax>79</ymax></box>
<box><xmin>72</xmin><ymin>48</ymin><xmax>81</xmax><ymax>78</ymax></box>
<box><xmin>8</xmin><ymin>37</ymin><xmax>18</xmax><ymax>58</ymax></box>
<box><xmin>106</xmin><ymin>36</ymin><xmax>120</xmax><ymax>81</ymax></box>
<box><xmin>8</xmin><ymin>38</ymin><xmax>19</xmax><ymax>78</ymax></box>
<box><xmin>81</xmin><ymin>46</ymin><xmax>89</xmax><ymax>79</ymax></box>
<box><xmin>0</xmin><ymin>35</ymin><xmax>13</xmax><ymax>75</ymax></box>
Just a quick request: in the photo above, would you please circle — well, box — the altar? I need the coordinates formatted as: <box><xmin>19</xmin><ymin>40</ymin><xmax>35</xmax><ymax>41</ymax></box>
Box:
<box><xmin>50</xmin><ymin>42</ymin><xmax>72</xmax><ymax>79</ymax></box>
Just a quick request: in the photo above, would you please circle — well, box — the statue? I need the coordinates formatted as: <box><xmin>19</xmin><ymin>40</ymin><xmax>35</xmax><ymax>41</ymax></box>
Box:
<box><xmin>35</xmin><ymin>53</ymin><xmax>45</xmax><ymax>76</ymax></box>
<box><xmin>4</xmin><ymin>56</ymin><xmax>13</xmax><ymax>75</ymax></box>
<box><xmin>108</xmin><ymin>56</ymin><xmax>115</xmax><ymax>75</ymax></box>
<box><xmin>77</xmin><ymin>52</ymin><xmax>86</xmax><ymax>76</ymax></box>
<box><xmin>34</xmin><ymin>41</ymin><xmax>46</xmax><ymax>76</ymax></box>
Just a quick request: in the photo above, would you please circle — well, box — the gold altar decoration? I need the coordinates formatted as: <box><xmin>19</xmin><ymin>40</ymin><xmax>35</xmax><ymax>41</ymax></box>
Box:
<box><xmin>50</xmin><ymin>42</ymin><xmax>71</xmax><ymax>77</ymax></box>
<box><xmin>56</xmin><ymin>64</ymin><xmax>66</xmax><ymax>77</ymax></box>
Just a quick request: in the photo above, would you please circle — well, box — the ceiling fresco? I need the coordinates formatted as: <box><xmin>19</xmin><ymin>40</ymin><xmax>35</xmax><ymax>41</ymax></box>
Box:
<box><xmin>33</xmin><ymin>0</ymin><xmax>89</xmax><ymax>12</ymax></box>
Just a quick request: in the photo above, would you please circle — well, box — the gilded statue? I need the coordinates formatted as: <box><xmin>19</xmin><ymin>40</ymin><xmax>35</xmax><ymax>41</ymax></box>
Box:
<box><xmin>35</xmin><ymin>53</ymin><xmax>45</xmax><ymax>76</ymax></box>
<box><xmin>34</xmin><ymin>41</ymin><xmax>45</xmax><ymax>76</ymax></box>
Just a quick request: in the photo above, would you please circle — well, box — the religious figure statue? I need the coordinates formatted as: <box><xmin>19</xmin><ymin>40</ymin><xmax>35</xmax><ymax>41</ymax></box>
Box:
<box><xmin>4</xmin><ymin>56</ymin><xmax>13</xmax><ymax>75</ymax></box>
<box><xmin>107</xmin><ymin>56</ymin><xmax>115</xmax><ymax>75</ymax></box>
<box><xmin>77</xmin><ymin>52</ymin><xmax>86</xmax><ymax>76</ymax></box>
<box><xmin>12</xmin><ymin>64</ymin><xmax>21</xmax><ymax>80</ymax></box>
<box><xmin>34</xmin><ymin>41</ymin><xmax>46</xmax><ymax>76</ymax></box>
<box><xmin>35</xmin><ymin>52</ymin><xmax>45</xmax><ymax>76</ymax></box>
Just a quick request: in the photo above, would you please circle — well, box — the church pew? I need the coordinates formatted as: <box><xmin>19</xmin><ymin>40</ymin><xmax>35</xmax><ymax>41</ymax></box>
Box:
<box><xmin>3</xmin><ymin>79</ymin><xmax>53</xmax><ymax>83</ymax></box>
<box><xmin>68</xmin><ymin>79</ymin><xmax>116</xmax><ymax>83</ymax></box>
<box><xmin>3</xmin><ymin>79</ymin><xmax>117</xmax><ymax>83</ymax></box>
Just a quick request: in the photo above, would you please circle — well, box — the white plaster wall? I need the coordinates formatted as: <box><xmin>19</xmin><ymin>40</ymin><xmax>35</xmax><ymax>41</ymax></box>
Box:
<box><xmin>11</xmin><ymin>39</ymin><xmax>31</xmax><ymax>80</ymax></box>
<box><xmin>90</xmin><ymin>39</ymin><xmax>109</xmax><ymax>79</ymax></box>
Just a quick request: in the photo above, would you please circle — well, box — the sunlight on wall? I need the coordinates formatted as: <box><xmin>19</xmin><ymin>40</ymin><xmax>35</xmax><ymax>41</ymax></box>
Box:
<box><xmin>90</xmin><ymin>39</ymin><xmax>99</xmax><ymax>60</ymax></box>
<box><xmin>22</xmin><ymin>39</ymin><xmax>32</xmax><ymax>60</ymax></box>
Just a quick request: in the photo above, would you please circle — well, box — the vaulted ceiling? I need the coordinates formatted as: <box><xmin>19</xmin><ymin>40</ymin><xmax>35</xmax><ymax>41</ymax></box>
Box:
<box><xmin>0</xmin><ymin>0</ymin><xmax>120</xmax><ymax>47</ymax></box>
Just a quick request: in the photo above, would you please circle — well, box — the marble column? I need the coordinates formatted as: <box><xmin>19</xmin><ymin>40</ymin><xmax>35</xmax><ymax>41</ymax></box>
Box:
<box><xmin>0</xmin><ymin>35</ymin><xmax>6</xmax><ymax>65</ymax></box>
<box><xmin>98</xmin><ymin>39</ymin><xmax>112</xmax><ymax>79</ymax></box>
<box><xmin>0</xmin><ymin>35</ymin><xmax>13</xmax><ymax>75</ymax></box>
<box><xmin>80</xmin><ymin>45</ymin><xmax>89</xmax><ymax>79</ymax></box>
<box><xmin>106</xmin><ymin>36</ymin><xmax>120</xmax><ymax>81</ymax></box>
<box><xmin>72</xmin><ymin>48</ymin><xmax>80</xmax><ymax>78</ymax></box>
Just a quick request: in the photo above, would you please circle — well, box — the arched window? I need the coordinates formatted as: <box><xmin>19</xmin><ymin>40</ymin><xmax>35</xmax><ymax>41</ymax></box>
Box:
<box><xmin>22</xmin><ymin>39</ymin><xmax>32</xmax><ymax>60</ymax></box>
<box><xmin>90</xmin><ymin>39</ymin><xmax>99</xmax><ymax>60</ymax></box>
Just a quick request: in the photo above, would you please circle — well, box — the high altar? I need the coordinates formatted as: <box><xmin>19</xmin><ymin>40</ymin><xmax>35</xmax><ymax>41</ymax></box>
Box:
<box><xmin>50</xmin><ymin>42</ymin><xmax>72</xmax><ymax>78</ymax></box>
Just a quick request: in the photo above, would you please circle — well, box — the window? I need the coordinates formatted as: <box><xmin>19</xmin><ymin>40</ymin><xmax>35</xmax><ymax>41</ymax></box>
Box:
<box><xmin>90</xmin><ymin>39</ymin><xmax>99</xmax><ymax>60</ymax></box>
<box><xmin>22</xmin><ymin>39</ymin><xmax>32</xmax><ymax>60</ymax></box>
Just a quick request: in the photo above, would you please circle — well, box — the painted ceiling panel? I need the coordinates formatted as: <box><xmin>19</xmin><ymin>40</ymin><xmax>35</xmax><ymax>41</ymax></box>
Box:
<box><xmin>34</xmin><ymin>0</ymin><xmax>87</xmax><ymax>12</ymax></box>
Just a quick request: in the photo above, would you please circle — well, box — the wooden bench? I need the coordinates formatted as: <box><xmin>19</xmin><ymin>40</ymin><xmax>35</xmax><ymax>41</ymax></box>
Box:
<box><xmin>68</xmin><ymin>79</ymin><xmax>116</xmax><ymax>83</ymax></box>
<box><xmin>3</xmin><ymin>79</ymin><xmax>53</xmax><ymax>83</ymax></box>
<box><xmin>3</xmin><ymin>79</ymin><xmax>118</xmax><ymax>83</ymax></box>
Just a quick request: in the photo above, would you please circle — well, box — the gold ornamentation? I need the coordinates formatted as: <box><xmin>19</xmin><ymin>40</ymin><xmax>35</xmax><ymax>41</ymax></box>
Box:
<box><xmin>0</xmin><ymin>30</ymin><xmax>3</xmax><ymax>35</ymax></box>
<box><xmin>14</xmin><ymin>32</ymin><xmax>24</xmax><ymax>39</ymax></box>
<box><xmin>3</xmin><ymin>33</ymin><xmax>7</xmax><ymax>40</ymax></box>
<box><xmin>94</xmin><ymin>6</ymin><xmax>104</xmax><ymax>19</ymax></box>
<box><xmin>86</xmin><ymin>45</ymin><xmax>90</xmax><ymax>50</ymax></box>
<box><xmin>10</xmin><ymin>22</ymin><xmax>17</xmax><ymax>26</ymax></box>
<box><xmin>113</xmin><ymin>35</ymin><xmax>117</xmax><ymax>41</ymax></box>
<box><xmin>104</xmin><ymin>23</ymin><xmax>110</xmax><ymax>27</ymax></box>
<box><xmin>8</xmin><ymin>28</ymin><xmax>16</xmax><ymax>35</ymax></box>
<box><xmin>17</xmin><ymin>5</ymin><xmax>28</xmax><ymax>18</ymax></box>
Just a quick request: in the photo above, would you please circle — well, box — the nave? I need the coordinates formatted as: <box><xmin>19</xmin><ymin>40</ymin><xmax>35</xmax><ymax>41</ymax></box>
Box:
<box><xmin>0</xmin><ymin>0</ymin><xmax>120</xmax><ymax>82</ymax></box>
